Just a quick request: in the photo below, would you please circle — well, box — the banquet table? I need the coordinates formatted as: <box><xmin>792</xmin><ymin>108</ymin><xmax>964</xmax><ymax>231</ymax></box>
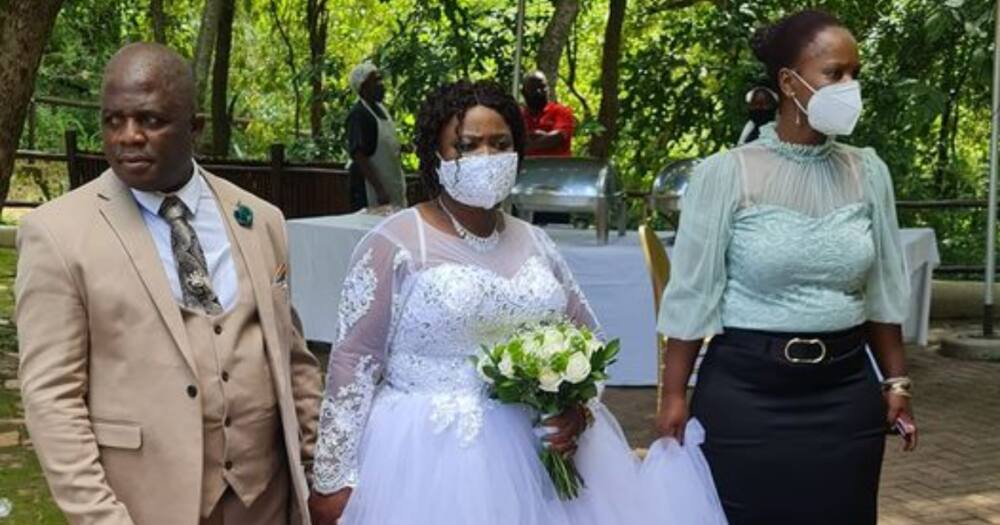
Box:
<box><xmin>288</xmin><ymin>213</ymin><xmax>939</xmax><ymax>386</ymax></box>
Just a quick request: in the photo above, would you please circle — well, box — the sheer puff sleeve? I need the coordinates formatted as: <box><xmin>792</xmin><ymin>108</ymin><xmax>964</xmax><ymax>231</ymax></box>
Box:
<box><xmin>861</xmin><ymin>148</ymin><xmax>910</xmax><ymax>324</ymax></box>
<box><xmin>656</xmin><ymin>152</ymin><xmax>741</xmax><ymax>341</ymax></box>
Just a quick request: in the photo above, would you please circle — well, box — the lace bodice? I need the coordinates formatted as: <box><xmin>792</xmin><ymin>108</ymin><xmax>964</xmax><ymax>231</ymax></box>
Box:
<box><xmin>312</xmin><ymin>209</ymin><xmax>600</xmax><ymax>494</ymax></box>
<box><xmin>658</xmin><ymin>123</ymin><xmax>909</xmax><ymax>340</ymax></box>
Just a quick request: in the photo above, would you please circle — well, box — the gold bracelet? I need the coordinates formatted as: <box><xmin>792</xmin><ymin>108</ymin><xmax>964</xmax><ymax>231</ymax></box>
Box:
<box><xmin>882</xmin><ymin>376</ymin><xmax>913</xmax><ymax>398</ymax></box>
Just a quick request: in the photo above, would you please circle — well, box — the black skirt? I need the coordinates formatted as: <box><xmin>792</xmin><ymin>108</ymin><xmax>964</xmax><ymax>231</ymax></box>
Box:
<box><xmin>690</xmin><ymin>326</ymin><xmax>886</xmax><ymax>525</ymax></box>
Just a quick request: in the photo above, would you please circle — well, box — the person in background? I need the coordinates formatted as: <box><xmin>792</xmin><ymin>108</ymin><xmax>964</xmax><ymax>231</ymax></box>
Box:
<box><xmin>345</xmin><ymin>61</ymin><xmax>406</xmax><ymax>211</ymax></box>
<box><xmin>737</xmin><ymin>85</ymin><xmax>779</xmax><ymax>145</ymax></box>
<box><xmin>521</xmin><ymin>71</ymin><xmax>574</xmax><ymax>157</ymax></box>
<box><xmin>520</xmin><ymin>71</ymin><xmax>575</xmax><ymax>225</ymax></box>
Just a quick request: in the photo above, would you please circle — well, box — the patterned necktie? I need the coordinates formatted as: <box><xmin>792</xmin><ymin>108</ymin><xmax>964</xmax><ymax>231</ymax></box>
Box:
<box><xmin>158</xmin><ymin>196</ymin><xmax>223</xmax><ymax>315</ymax></box>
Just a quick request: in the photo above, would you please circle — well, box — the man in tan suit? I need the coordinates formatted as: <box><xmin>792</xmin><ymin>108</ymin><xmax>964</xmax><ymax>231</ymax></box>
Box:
<box><xmin>16</xmin><ymin>43</ymin><xmax>322</xmax><ymax>525</ymax></box>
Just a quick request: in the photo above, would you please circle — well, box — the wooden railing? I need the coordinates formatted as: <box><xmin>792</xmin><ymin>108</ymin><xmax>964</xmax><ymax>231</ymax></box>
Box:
<box><xmin>61</xmin><ymin>130</ymin><xmax>356</xmax><ymax>219</ymax></box>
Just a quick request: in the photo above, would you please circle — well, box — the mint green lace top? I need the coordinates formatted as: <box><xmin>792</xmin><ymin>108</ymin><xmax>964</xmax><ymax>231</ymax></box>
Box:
<box><xmin>657</xmin><ymin>123</ymin><xmax>910</xmax><ymax>340</ymax></box>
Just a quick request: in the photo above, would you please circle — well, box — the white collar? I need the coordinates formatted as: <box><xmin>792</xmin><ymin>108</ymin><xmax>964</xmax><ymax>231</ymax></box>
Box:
<box><xmin>130</xmin><ymin>161</ymin><xmax>205</xmax><ymax>217</ymax></box>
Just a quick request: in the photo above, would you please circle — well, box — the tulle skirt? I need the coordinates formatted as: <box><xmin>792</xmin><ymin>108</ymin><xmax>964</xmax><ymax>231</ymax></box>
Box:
<box><xmin>639</xmin><ymin>419</ymin><xmax>729</xmax><ymax>524</ymax></box>
<box><xmin>340</xmin><ymin>388</ymin><xmax>652</xmax><ymax>525</ymax></box>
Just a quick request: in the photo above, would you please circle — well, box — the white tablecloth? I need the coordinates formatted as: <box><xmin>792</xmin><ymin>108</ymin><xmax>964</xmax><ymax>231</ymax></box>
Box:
<box><xmin>288</xmin><ymin>214</ymin><xmax>939</xmax><ymax>386</ymax></box>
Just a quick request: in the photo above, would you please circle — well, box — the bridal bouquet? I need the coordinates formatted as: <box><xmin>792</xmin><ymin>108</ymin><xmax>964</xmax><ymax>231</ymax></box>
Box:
<box><xmin>476</xmin><ymin>320</ymin><xmax>620</xmax><ymax>500</ymax></box>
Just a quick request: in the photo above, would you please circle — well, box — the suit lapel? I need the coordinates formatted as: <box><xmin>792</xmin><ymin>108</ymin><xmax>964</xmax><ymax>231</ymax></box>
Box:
<box><xmin>96</xmin><ymin>170</ymin><xmax>198</xmax><ymax>374</ymax></box>
<box><xmin>202</xmin><ymin>174</ymin><xmax>286</xmax><ymax>377</ymax></box>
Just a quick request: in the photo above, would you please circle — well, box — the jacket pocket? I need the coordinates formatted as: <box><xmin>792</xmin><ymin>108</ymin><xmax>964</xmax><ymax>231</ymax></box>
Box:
<box><xmin>92</xmin><ymin>421</ymin><xmax>142</xmax><ymax>450</ymax></box>
<box><xmin>271</xmin><ymin>282</ymin><xmax>295</xmax><ymax>343</ymax></box>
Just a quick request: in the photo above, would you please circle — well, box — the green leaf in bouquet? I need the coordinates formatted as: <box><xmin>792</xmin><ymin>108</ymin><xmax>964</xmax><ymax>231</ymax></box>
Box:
<box><xmin>550</xmin><ymin>352</ymin><xmax>570</xmax><ymax>373</ymax></box>
<box><xmin>522</xmin><ymin>357</ymin><xmax>542</xmax><ymax>378</ymax></box>
<box><xmin>508</xmin><ymin>338</ymin><xmax>524</xmax><ymax>360</ymax></box>
<box><xmin>541</xmin><ymin>400</ymin><xmax>561</xmax><ymax>416</ymax></box>
<box><xmin>604</xmin><ymin>339</ymin><xmax>621</xmax><ymax>361</ymax></box>
<box><xmin>590</xmin><ymin>350</ymin><xmax>608</xmax><ymax>370</ymax></box>
<box><xmin>483</xmin><ymin>364</ymin><xmax>501</xmax><ymax>380</ymax></box>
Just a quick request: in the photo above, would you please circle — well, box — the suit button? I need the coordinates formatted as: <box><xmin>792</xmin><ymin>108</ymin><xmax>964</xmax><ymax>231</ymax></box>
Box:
<box><xmin>225</xmin><ymin>460</ymin><xmax>233</xmax><ymax>470</ymax></box>
<box><xmin>214</xmin><ymin>325</ymin><xmax>223</xmax><ymax>335</ymax></box>
<box><xmin>186</xmin><ymin>385</ymin><xmax>198</xmax><ymax>398</ymax></box>
<box><xmin>221</xmin><ymin>371</ymin><xmax>229</xmax><ymax>382</ymax></box>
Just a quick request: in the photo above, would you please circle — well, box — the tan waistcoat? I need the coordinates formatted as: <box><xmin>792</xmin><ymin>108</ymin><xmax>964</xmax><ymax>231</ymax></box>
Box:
<box><xmin>182</xmin><ymin>232</ymin><xmax>283</xmax><ymax>518</ymax></box>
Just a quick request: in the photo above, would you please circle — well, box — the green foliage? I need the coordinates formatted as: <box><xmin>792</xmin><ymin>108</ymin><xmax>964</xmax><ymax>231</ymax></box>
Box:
<box><xmin>20</xmin><ymin>0</ymin><xmax>1000</xmax><ymax>270</ymax></box>
<box><xmin>0</xmin><ymin>446</ymin><xmax>64</xmax><ymax>524</ymax></box>
<box><xmin>0</xmin><ymin>248</ymin><xmax>61</xmax><ymax>524</ymax></box>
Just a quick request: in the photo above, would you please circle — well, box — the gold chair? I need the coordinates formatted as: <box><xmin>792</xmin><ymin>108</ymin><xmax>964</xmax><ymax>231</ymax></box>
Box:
<box><xmin>638</xmin><ymin>223</ymin><xmax>670</xmax><ymax>412</ymax></box>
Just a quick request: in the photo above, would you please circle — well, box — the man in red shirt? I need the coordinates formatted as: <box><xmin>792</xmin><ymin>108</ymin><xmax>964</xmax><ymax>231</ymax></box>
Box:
<box><xmin>521</xmin><ymin>71</ymin><xmax>574</xmax><ymax>156</ymax></box>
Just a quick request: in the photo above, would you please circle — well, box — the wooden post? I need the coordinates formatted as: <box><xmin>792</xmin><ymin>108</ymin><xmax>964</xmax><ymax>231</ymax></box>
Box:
<box><xmin>65</xmin><ymin>129</ymin><xmax>79</xmax><ymax>189</ymax></box>
<box><xmin>269</xmin><ymin>143</ymin><xmax>286</xmax><ymax>214</ymax></box>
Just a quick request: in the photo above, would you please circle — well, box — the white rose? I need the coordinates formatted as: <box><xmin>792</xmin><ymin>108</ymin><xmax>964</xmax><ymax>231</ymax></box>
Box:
<box><xmin>540</xmin><ymin>342</ymin><xmax>564</xmax><ymax>361</ymax></box>
<box><xmin>562</xmin><ymin>352</ymin><xmax>592</xmax><ymax>384</ymax></box>
<box><xmin>538</xmin><ymin>368</ymin><xmax>564</xmax><ymax>393</ymax></box>
<box><xmin>539</xmin><ymin>329</ymin><xmax>567</xmax><ymax>359</ymax></box>
<box><xmin>498</xmin><ymin>354</ymin><xmax>516</xmax><ymax>378</ymax></box>
<box><xmin>476</xmin><ymin>356</ymin><xmax>494</xmax><ymax>384</ymax></box>
<box><xmin>522</xmin><ymin>336</ymin><xmax>543</xmax><ymax>358</ymax></box>
<box><xmin>543</xmin><ymin>327</ymin><xmax>565</xmax><ymax>347</ymax></box>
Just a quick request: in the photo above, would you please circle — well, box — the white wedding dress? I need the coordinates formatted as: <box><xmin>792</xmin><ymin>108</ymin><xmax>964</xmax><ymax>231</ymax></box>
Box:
<box><xmin>312</xmin><ymin>208</ymin><xmax>650</xmax><ymax>525</ymax></box>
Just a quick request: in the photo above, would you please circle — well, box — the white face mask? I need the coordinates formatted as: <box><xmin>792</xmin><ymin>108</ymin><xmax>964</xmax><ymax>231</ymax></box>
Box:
<box><xmin>787</xmin><ymin>69</ymin><xmax>863</xmax><ymax>136</ymax></box>
<box><xmin>436</xmin><ymin>151</ymin><xmax>519</xmax><ymax>209</ymax></box>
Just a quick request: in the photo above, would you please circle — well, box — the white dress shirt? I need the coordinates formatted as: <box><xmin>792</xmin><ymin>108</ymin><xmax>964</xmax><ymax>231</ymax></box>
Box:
<box><xmin>131</xmin><ymin>162</ymin><xmax>239</xmax><ymax>312</ymax></box>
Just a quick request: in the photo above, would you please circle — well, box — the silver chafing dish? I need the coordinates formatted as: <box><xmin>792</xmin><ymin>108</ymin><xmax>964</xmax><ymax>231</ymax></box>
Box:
<box><xmin>510</xmin><ymin>157</ymin><xmax>626</xmax><ymax>244</ymax></box>
<box><xmin>650</xmin><ymin>158</ymin><xmax>700</xmax><ymax>214</ymax></box>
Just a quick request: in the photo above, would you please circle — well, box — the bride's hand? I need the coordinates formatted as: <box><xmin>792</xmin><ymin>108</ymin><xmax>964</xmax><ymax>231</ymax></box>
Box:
<box><xmin>309</xmin><ymin>487</ymin><xmax>352</xmax><ymax>525</ymax></box>
<box><xmin>542</xmin><ymin>405</ymin><xmax>587</xmax><ymax>457</ymax></box>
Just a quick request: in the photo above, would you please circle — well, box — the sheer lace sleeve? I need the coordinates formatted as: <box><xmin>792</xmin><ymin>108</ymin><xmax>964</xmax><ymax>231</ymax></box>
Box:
<box><xmin>862</xmin><ymin>149</ymin><xmax>910</xmax><ymax>323</ymax></box>
<box><xmin>531</xmin><ymin>227</ymin><xmax>603</xmax><ymax>337</ymax></box>
<box><xmin>657</xmin><ymin>152</ymin><xmax>741</xmax><ymax>340</ymax></box>
<box><xmin>312</xmin><ymin>230</ymin><xmax>411</xmax><ymax>494</ymax></box>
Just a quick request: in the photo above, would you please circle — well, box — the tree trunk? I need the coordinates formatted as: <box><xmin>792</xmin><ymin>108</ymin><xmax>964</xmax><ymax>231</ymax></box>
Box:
<box><xmin>269</xmin><ymin>0</ymin><xmax>301</xmax><ymax>136</ymax></box>
<box><xmin>0</xmin><ymin>0</ymin><xmax>64</xmax><ymax>215</ymax></box>
<box><xmin>307</xmin><ymin>0</ymin><xmax>329</xmax><ymax>141</ymax></box>
<box><xmin>193</xmin><ymin>0</ymin><xmax>224</xmax><ymax>110</ymax></box>
<box><xmin>536</xmin><ymin>0</ymin><xmax>580</xmax><ymax>97</ymax></box>
<box><xmin>588</xmin><ymin>0</ymin><xmax>626</xmax><ymax>159</ymax></box>
<box><xmin>211</xmin><ymin>0</ymin><xmax>236</xmax><ymax>157</ymax></box>
<box><xmin>150</xmin><ymin>0</ymin><xmax>167</xmax><ymax>43</ymax></box>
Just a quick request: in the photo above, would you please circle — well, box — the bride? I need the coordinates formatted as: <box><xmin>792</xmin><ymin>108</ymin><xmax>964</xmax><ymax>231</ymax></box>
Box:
<box><xmin>307</xmin><ymin>79</ymin><xmax>648</xmax><ymax>525</ymax></box>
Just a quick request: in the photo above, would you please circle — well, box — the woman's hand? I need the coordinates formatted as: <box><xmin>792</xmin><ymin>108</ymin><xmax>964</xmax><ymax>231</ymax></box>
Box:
<box><xmin>309</xmin><ymin>487</ymin><xmax>352</xmax><ymax>525</ymax></box>
<box><xmin>541</xmin><ymin>405</ymin><xmax>587</xmax><ymax>457</ymax></box>
<box><xmin>886</xmin><ymin>393</ymin><xmax>918</xmax><ymax>452</ymax></box>
<box><xmin>655</xmin><ymin>393</ymin><xmax>689</xmax><ymax>444</ymax></box>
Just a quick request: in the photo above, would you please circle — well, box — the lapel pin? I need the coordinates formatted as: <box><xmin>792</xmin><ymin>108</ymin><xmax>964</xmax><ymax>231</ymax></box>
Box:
<box><xmin>234</xmin><ymin>202</ymin><xmax>253</xmax><ymax>228</ymax></box>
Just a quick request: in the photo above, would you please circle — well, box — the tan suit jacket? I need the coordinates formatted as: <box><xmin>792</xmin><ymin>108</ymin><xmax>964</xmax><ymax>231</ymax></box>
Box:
<box><xmin>15</xmin><ymin>169</ymin><xmax>322</xmax><ymax>525</ymax></box>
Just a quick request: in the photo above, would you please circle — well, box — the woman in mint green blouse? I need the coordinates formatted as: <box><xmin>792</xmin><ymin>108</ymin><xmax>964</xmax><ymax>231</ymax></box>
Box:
<box><xmin>654</xmin><ymin>10</ymin><xmax>917</xmax><ymax>525</ymax></box>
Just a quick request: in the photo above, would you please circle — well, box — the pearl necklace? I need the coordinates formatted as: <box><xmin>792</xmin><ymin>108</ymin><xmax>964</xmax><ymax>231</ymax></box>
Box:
<box><xmin>437</xmin><ymin>197</ymin><xmax>500</xmax><ymax>253</ymax></box>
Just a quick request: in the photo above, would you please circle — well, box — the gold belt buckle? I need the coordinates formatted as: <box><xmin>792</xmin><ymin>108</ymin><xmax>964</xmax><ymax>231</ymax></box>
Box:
<box><xmin>783</xmin><ymin>338</ymin><xmax>827</xmax><ymax>364</ymax></box>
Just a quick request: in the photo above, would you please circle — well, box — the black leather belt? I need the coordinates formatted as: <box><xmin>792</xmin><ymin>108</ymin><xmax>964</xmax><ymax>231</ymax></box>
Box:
<box><xmin>722</xmin><ymin>326</ymin><xmax>866</xmax><ymax>365</ymax></box>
